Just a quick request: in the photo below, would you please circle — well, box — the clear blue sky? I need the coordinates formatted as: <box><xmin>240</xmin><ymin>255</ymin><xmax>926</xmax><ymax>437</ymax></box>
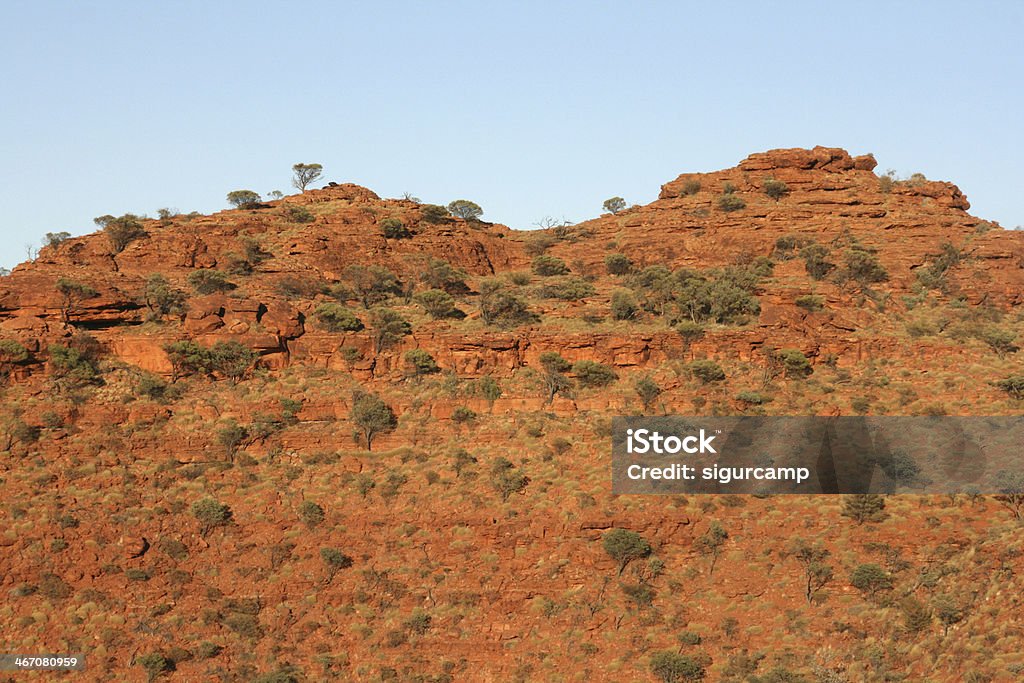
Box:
<box><xmin>1</xmin><ymin>1</ymin><xmax>1021</xmax><ymax>270</ymax></box>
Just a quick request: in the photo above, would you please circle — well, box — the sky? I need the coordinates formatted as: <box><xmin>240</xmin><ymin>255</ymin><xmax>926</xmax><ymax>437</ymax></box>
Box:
<box><xmin>1</xmin><ymin>1</ymin><xmax>1022</xmax><ymax>270</ymax></box>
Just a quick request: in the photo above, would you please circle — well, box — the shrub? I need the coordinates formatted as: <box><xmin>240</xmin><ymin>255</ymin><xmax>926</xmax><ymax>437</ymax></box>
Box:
<box><xmin>695</xmin><ymin>521</ymin><xmax>728</xmax><ymax>575</ymax></box>
<box><xmin>679</xmin><ymin>179</ymin><xmax>701</xmax><ymax>196</ymax></box>
<box><xmin>842</xmin><ymin>494</ymin><xmax>887</xmax><ymax>524</ymax></box>
<box><xmin>476</xmin><ymin>376</ymin><xmax>502</xmax><ymax>403</ymax></box>
<box><xmin>801</xmin><ymin>244</ymin><xmax>835</xmax><ymax>280</ymax></box>
<box><xmin>137</xmin><ymin>652</ymin><xmax>173</xmax><ymax>680</ymax></box>
<box><xmin>524</xmin><ymin>232</ymin><xmax>556</xmax><ymax>256</ymax></box>
<box><xmin>480</xmin><ymin>283</ymin><xmax>534</xmax><ymax>327</ymax></box>
<box><xmin>95</xmin><ymin>214</ymin><xmax>147</xmax><ymax>253</ymax></box>
<box><xmin>490</xmin><ymin>457</ymin><xmax>529</xmax><ymax>500</ymax></box>
<box><xmin>604</xmin><ymin>253</ymin><xmax>632</xmax><ymax>275</ymax></box>
<box><xmin>635</xmin><ymin>376</ymin><xmax>662</xmax><ymax>412</ymax></box>
<box><xmin>419</xmin><ymin>204</ymin><xmax>450</xmax><ymax>223</ymax></box>
<box><xmin>573</xmin><ymin>360</ymin><xmax>618</xmax><ymax>388</ymax></box>
<box><xmin>291</xmin><ymin>162</ymin><xmax>323</xmax><ymax>191</ymax></box>
<box><xmin>676</xmin><ymin>320</ymin><xmax>705</xmax><ymax>348</ymax></box>
<box><xmin>611</xmin><ymin>289</ymin><xmax>638</xmax><ymax>321</ymax></box>
<box><xmin>451</xmin><ymin>406</ymin><xmax>476</xmax><ymax>425</ymax></box>
<box><xmin>602</xmin><ymin>529</ymin><xmax>651</xmax><ymax>575</ymax></box>
<box><xmin>603</xmin><ymin>197</ymin><xmax>626</xmax><ymax>214</ymax></box>
<box><xmin>315</xmin><ymin>303</ymin><xmax>364</xmax><ymax>332</ymax></box>
<box><xmin>404</xmin><ymin>349</ymin><xmax>440</xmax><ymax>377</ymax></box>
<box><xmin>379</xmin><ymin>217</ymin><xmax>412</xmax><ymax>239</ymax></box>
<box><xmin>283</xmin><ymin>204</ymin><xmax>315</xmax><ymax>223</ymax></box>
<box><xmin>44</xmin><ymin>231</ymin><xmax>71</xmax><ymax>249</ymax></box>
<box><xmin>841</xmin><ymin>248</ymin><xmax>888</xmax><ymax>284</ymax></box>
<box><xmin>414</xmin><ymin>289</ymin><xmax>462</xmax><ymax>319</ymax></box>
<box><xmin>447</xmin><ymin>200</ymin><xmax>483</xmax><ymax>221</ymax></box>
<box><xmin>689</xmin><ymin>359</ymin><xmax>725</xmax><ymax>383</ymax></box>
<box><xmin>762</xmin><ymin>177</ymin><xmax>789</xmax><ymax>200</ymax></box>
<box><xmin>144</xmin><ymin>274</ymin><xmax>186</xmax><ymax>320</ymax></box>
<box><xmin>419</xmin><ymin>258</ymin><xmax>468</xmax><ymax>294</ymax></box>
<box><xmin>532</xmin><ymin>255</ymin><xmax>569</xmax><ymax>276</ymax></box>
<box><xmin>370</xmin><ymin>308</ymin><xmax>411</xmax><ymax>353</ymax></box>
<box><xmin>48</xmin><ymin>343</ymin><xmax>100</xmax><ymax>386</ymax></box>
<box><xmin>717</xmin><ymin>193</ymin><xmax>746</xmax><ymax>212</ymax></box>
<box><xmin>850</xmin><ymin>563</ymin><xmax>892</xmax><ymax>595</ymax></box>
<box><xmin>995</xmin><ymin>376</ymin><xmax>1024</xmax><ymax>399</ymax></box>
<box><xmin>226</xmin><ymin>190</ymin><xmax>262</xmax><ymax>209</ymax></box>
<box><xmin>299</xmin><ymin>501</ymin><xmax>325</xmax><ymax>527</ymax></box>
<box><xmin>187</xmin><ymin>269</ymin><xmax>235</xmax><ymax>294</ymax></box>
<box><xmin>735</xmin><ymin>391</ymin><xmax>771</xmax><ymax>405</ymax></box>
<box><xmin>650</xmin><ymin>651</ymin><xmax>705</xmax><ymax>682</ymax></box>
<box><xmin>191</xmin><ymin>498</ymin><xmax>232</xmax><ymax>534</ymax></box>
<box><xmin>342</xmin><ymin>264</ymin><xmax>403</xmax><ymax>309</ymax></box>
<box><xmin>794</xmin><ymin>294</ymin><xmax>824</xmax><ymax>312</ymax></box>
<box><xmin>776</xmin><ymin>349</ymin><xmax>813</xmax><ymax>378</ymax></box>
<box><xmin>536</xmin><ymin>277</ymin><xmax>595</xmax><ymax>301</ymax></box>
<box><xmin>56</xmin><ymin>277</ymin><xmax>98</xmax><ymax>322</ymax></box>
<box><xmin>208</xmin><ymin>341</ymin><xmax>257</xmax><ymax>383</ymax></box>
<box><xmin>350</xmin><ymin>391</ymin><xmax>397</xmax><ymax>451</ymax></box>
<box><xmin>974</xmin><ymin>326</ymin><xmax>1018</xmax><ymax>356</ymax></box>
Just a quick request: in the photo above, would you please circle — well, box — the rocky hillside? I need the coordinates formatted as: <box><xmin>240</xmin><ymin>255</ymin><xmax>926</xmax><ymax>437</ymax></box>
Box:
<box><xmin>1</xmin><ymin>148</ymin><xmax>1022</xmax><ymax>682</ymax></box>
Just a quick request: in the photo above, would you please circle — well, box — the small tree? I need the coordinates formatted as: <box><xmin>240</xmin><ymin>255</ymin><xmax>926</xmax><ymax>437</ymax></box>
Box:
<box><xmin>717</xmin><ymin>193</ymin><xmax>746</xmax><ymax>212</ymax></box>
<box><xmin>695</xmin><ymin>521</ymin><xmax>728</xmax><ymax>576</ymax></box>
<box><xmin>573</xmin><ymin>360</ymin><xmax>618</xmax><ymax>388</ymax></box>
<box><xmin>480</xmin><ymin>283</ymin><xmax>534</xmax><ymax>327</ymax></box>
<box><xmin>315</xmin><ymin>303</ymin><xmax>364</xmax><ymax>332</ymax></box>
<box><xmin>842</xmin><ymin>494</ymin><xmax>887</xmax><ymax>525</ymax></box>
<box><xmin>350</xmin><ymin>391</ymin><xmax>397</xmax><ymax>451</ymax></box>
<box><xmin>191</xmin><ymin>498</ymin><xmax>232</xmax><ymax>535</ymax></box>
<box><xmin>226</xmin><ymin>190</ymin><xmax>262</xmax><ymax>209</ymax></box>
<box><xmin>933</xmin><ymin>594</ymin><xmax>964</xmax><ymax>636</ymax></box>
<box><xmin>216</xmin><ymin>419</ymin><xmax>248</xmax><ymax>459</ymax></box>
<box><xmin>291</xmin><ymin>163</ymin><xmax>323</xmax><ymax>192</ymax></box>
<box><xmin>539</xmin><ymin>351</ymin><xmax>572</xmax><ymax>403</ymax></box>
<box><xmin>763</xmin><ymin>177</ymin><xmax>789</xmax><ymax>200</ymax></box>
<box><xmin>993</xmin><ymin>471</ymin><xmax>1024</xmax><ymax>519</ymax></box>
<box><xmin>532</xmin><ymin>255</ymin><xmax>569</xmax><ymax>276</ymax></box>
<box><xmin>689</xmin><ymin>359</ymin><xmax>725</xmax><ymax>384</ymax></box>
<box><xmin>136</xmin><ymin>652</ymin><xmax>173</xmax><ymax>681</ymax></box>
<box><xmin>603</xmin><ymin>197</ymin><xmax>626</xmax><ymax>215</ymax></box>
<box><xmin>995</xmin><ymin>375</ymin><xmax>1024</xmax><ymax>400</ymax></box>
<box><xmin>55</xmin><ymin>277</ymin><xmax>98</xmax><ymax>323</ymax></box>
<box><xmin>676</xmin><ymin>321</ymin><xmax>705</xmax><ymax>356</ymax></box>
<box><xmin>490</xmin><ymin>457</ymin><xmax>529</xmax><ymax>500</ymax></box>
<box><xmin>649</xmin><ymin>651</ymin><xmax>705</xmax><ymax>683</ymax></box>
<box><xmin>790</xmin><ymin>539</ymin><xmax>833</xmax><ymax>603</ymax></box>
<box><xmin>320</xmin><ymin>547</ymin><xmax>353</xmax><ymax>581</ymax></box>
<box><xmin>414</xmin><ymin>289</ymin><xmax>461</xmax><ymax>319</ymax></box>
<box><xmin>604</xmin><ymin>253</ymin><xmax>632</xmax><ymax>274</ymax></box>
<box><xmin>379</xmin><ymin>217</ymin><xmax>412</xmax><ymax>239</ymax></box>
<box><xmin>635</xmin><ymin>376</ymin><xmax>662</xmax><ymax>412</ymax></box>
<box><xmin>44</xmin><ymin>231</ymin><xmax>71</xmax><ymax>249</ymax></box>
<box><xmin>776</xmin><ymin>349</ymin><xmax>813</xmax><ymax>378</ymax></box>
<box><xmin>209</xmin><ymin>341</ymin><xmax>257</xmax><ymax>383</ymax></box>
<box><xmin>420</xmin><ymin>257</ymin><xmax>469</xmax><ymax>294</ymax></box>
<box><xmin>187</xmin><ymin>269</ymin><xmax>235</xmax><ymax>294</ymax></box>
<box><xmin>476</xmin><ymin>376</ymin><xmax>502</xmax><ymax>404</ymax></box>
<box><xmin>602</xmin><ymin>528</ymin><xmax>651</xmax><ymax>575</ymax></box>
<box><xmin>96</xmin><ymin>214</ymin><xmax>146</xmax><ymax>253</ymax></box>
<box><xmin>342</xmin><ymin>264</ymin><xmax>403</xmax><ymax>309</ymax></box>
<box><xmin>370</xmin><ymin>308</ymin><xmax>411</xmax><ymax>354</ymax></box>
<box><xmin>0</xmin><ymin>339</ymin><xmax>30</xmax><ymax>379</ymax></box>
<box><xmin>447</xmin><ymin>200</ymin><xmax>483</xmax><ymax>221</ymax></box>
<box><xmin>404</xmin><ymin>349</ymin><xmax>440</xmax><ymax>378</ymax></box>
<box><xmin>611</xmin><ymin>289</ymin><xmax>638</xmax><ymax>321</ymax></box>
<box><xmin>144</xmin><ymin>274</ymin><xmax>186</xmax><ymax>320</ymax></box>
<box><xmin>850</xmin><ymin>563</ymin><xmax>892</xmax><ymax>596</ymax></box>
<box><xmin>801</xmin><ymin>243</ymin><xmax>835</xmax><ymax>280</ymax></box>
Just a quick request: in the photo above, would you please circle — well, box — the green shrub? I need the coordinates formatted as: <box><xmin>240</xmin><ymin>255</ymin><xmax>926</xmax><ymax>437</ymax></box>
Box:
<box><xmin>315</xmin><ymin>303</ymin><xmax>364</xmax><ymax>332</ymax></box>
<box><xmin>572</xmin><ymin>360</ymin><xmax>618</xmax><ymax>388</ymax></box>
<box><xmin>187</xmin><ymin>269</ymin><xmax>235</xmax><ymax>294</ymax></box>
<box><xmin>370</xmin><ymin>308</ymin><xmax>411</xmax><ymax>353</ymax></box>
<box><xmin>536</xmin><ymin>277</ymin><xmax>595</xmax><ymax>300</ymax></box>
<box><xmin>717</xmin><ymin>193</ymin><xmax>746</xmax><ymax>212</ymax></box>
<box><xmin>842</xmin><ymin>494</ymin><xmax>887</xmax><ymax>524</ymax></box>
<box><xmin>226</xmin><ymin>190</ymin><xmax>261</xmax><ymax>209</ymax></box>
<box><xmin>299</xmin><ymin>501</ymin><xmax>325</xmax><ymax>527</ymax></box>
<box><xmin>48</xmin><ymin>343</ymin><xmax>100</xmax><ymax>386</ymax></box>
<box><xmin>801</xmin><ymin>244</ymin><xmax>835</xmax><ymax>280</ymax></box>
<box><xmin>841</xmin><ymin>247</ymin><xmax>888</xmax><ymax>284</ymax></box>
<box><xmin>490</xmin><ymin>457</ymin><xmax>529</xmax><ymax>500</ymax></box>
<box><xmin>137</xmin><ymin>652</ymin><xmax>173</xmax><ymax>680</ymax></box>
<box><xmin>447</xmin><ymin>200</ymin><xmax>483</xmax><ymax>220</ymax></box>
<box><xmin>379</xmin><ymin>217</ymin><xmax>412</xmax><ymax>239</ymax></box>
<box><xmin>603</xmin><ymin>197</ymin><xmax>626</xmax><ymax>214</ymax></box>
<box><xmin>689</xmin><ymin>359</ymin><xmax>725</xmax><ymax>383</ymax></box>
<box><xmin>602</xmin><ymin>529</ymin><xmax>651</xmax><ymax>575</ymax></box>
<box><xmin>451</xmin><ymin>406</ymin><xmax>476</xmax><ymax>424</ymax></box>
<box><xmin>414</xmin><ymin>289</ymin><xmax>462</xmax><ymax>319</ymax></box>
<box><xmin>604</xmin><ymin>253</ymin><xmax>632</xmax><ymax>275</ymax></box>
<box><xmin>350</xmin><ymin>390</ymin><xmax>397</xmax><ymax>451</ymax></box>
<box><xmin>480</xmin><ymin>281</ymin><xmax>535</xmax><ymax>327</ymax></box>
<box><xmin>762</xmin><ymin>177</ymin><xmax>789</xmax><ymax>200</ymax></box>
<box><xmin>974</xmin><ymin>325</ymin><xmax>1018</xmax><ymax>356</ymax></box>
<box><xmin>635</xmin><ymin>376</ymin><xmax>662</xmax><ymax>411</ymax></box>
<box><xmin>476</xmin><ymin>376</ymin><xmax>502</xmax><ymax>402</ymax></box>
<box><xmin>850</xmin><ymin>563</ymin><xmax>892</xmax><ymax>594</ymax></box>
<box><xmin>776</xmin><ymin>349</ymin><xmax>813</xmax><ymax>378</ymax></box>
<box><xmin>794</xmin><ymin>294</ymin><xmax>824</xmax><ymax>312</ymax></box>
<box><xmin>419</xmin><ymin>204</ymin><xmax>450</xmax><ymax>223</ymax></box>
<box><xmin>532</xmin><ymin>255</ymin><xmax>569</xmax><ymax>276</ymax></box>
<box><xmin>419</xmin><ymin>258</ymin><xmax>468</xmax><ymax>294</ymax></box>
<box><xmin>144</xmin><ymin>274</ymin><xmax>186</xmax><ymax>319</ymax></box>
<box><xmin>404</xmin><ymin>349</ymin><xmax>440</xmax><ymax>377</ymax></box>
<box><xmin>995</xmin><ymin>376</ymin><xmax>1024</xmax><ymax>399</ymax></box>
<box><xmin>735</xmin><ymin>391</ymin><xmax>771</xmax><ymax>405</ymax></box>
<box><xmin>649</xmin><ymin>651</ymin><xmax>705</xmax><ymax>682</ymax></box>
<box><xmin>95</xmin><ymin>214</ymin><xmax>147</xmax><ymax>253</ymax></box>
<box><xmin>283</xmin><ymin>204</ymin><xmax>314</xmax><ymax>223</ymax></box>
<box><xmin>679</xmin><ymin>179</ymin><xmax>701</xmax><ymax>196</ymax></box>
<box><xmin>341</xmin><ymin>264</ymin><xmax>403</xmax><ymax>309</ymax></box>
<box><xmin>191</xmin><ymin>498</ymin><xmax>232</xmax><ymax>533</ymax></box>
<box><xmin>611</xmin><ymin>290</ymin><xmax>638</xmax><ymax>321</ymax></box>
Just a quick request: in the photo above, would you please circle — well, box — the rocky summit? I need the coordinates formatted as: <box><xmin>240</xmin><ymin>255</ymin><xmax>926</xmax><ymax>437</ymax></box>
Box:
<box><xmin>1</xmin><ymin>148</ymin><xmax>1023</xmax><ymax>681</ymax></box>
